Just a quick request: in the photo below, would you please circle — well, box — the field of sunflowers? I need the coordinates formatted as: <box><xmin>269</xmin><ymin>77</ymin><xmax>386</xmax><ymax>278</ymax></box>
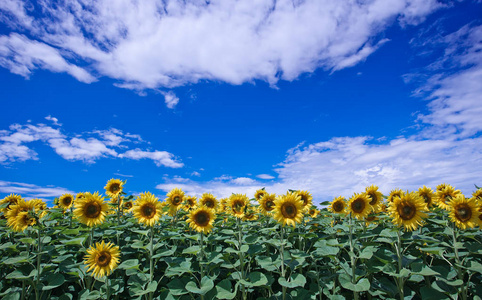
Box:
<box><xmin>1</xmin><ymin>179</ymin><xmax>481</xmax><ymax>300</ymax></box>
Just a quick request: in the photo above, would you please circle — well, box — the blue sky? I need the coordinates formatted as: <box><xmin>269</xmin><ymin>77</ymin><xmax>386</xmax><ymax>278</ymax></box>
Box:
<box><xmin>1</xmin><ymin>0</ymin><xmax>481</xmax><ymax>205</ymax></box>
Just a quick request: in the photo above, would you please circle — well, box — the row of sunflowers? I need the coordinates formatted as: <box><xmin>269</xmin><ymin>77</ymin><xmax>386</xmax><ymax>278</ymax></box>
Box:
<box><xmin>0</xmin><ymin>180</ymin><xmax>481</xmax><ymax>300</ymax></box>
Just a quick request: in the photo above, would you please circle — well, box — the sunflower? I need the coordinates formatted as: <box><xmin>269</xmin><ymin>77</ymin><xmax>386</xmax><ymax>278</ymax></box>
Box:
<box><xmin>387</xmin><ymin>192</ymin><xmax>428</xmax><ymax>231</ymax></box>
<box><xmin>434</xmin><ymin>185</ymin><xmax>461</xmax><ymax>210</ymax></box>
<box><xmin>242</xmin><ymin>208</ymin><xmax>259</xmax><ymax>221</ymax></box>
<box><xmin>448</xmin><ymin>195</ymin><xmax>480</xmax><ymax>230</ymax></box>
<box><xmin>472</xmin><ymin>189</ymin><xmax>482</xmax><ymax>201</ymax></box>
<box><xmin>348</xmin><ymin>193</ymin><xmax>372</xmax><ymax>220</ymax></box>
<box><xmin>296</xmin><ymin>190</ymin><xmax>313</xmax><ymax>213</ymax></box>
<box><xmin>123</xmin><ymin>200</ymin><xmax>134</xmax><ymax>212</ymax></box>
<box><xmin>217</xmin><ymin>198</ymin><xmax>228</xmax><ymax>213</ymax></box>
<box><xmin>132</xmin><ymin>192</ymin><xmax>162</xmax><ymax>226</ymax></box>
<box><xmin>436</xmin><ymin>183</ymin><xmax>451</xmax><ymax>192</ymax></box>
<box><xmin>59</xmin><ymin>194</ymin><xmax>75</xmax><ymax>210</ymax></box>
<box><xmin>6</xmin><ymin>199</ymin><xmax>38</xmax><ymax>231</ymax></box>
<box><xmin>417</xmin><ymin>186</ymin><xmax>434</xmax><ymax>208</ymax></box>
<box><xmin>183</xmin><ymin>196</ymin><xmax>197</xmax><ymax>211</ymax></box>
<box><xmin>228</xmin><ymin>194</ymin><xmax>250</xmax><ymax>218</ymax></box>
<box><xmin>76</xmin><ymin>192</ymin><xmax>86</xmax><ymax>200</ymax></box>
<box><xmin>11</xmin><ymin>211</ymin><xmax>37</xmax><ymax>232</ymax></box>
<box><xmin>254</xmin><ymin>189</ymin><xmax>267</xmax><ymax>201</ymax></box>
<box><xmin>84</xmin><ymin>240</ymin><xmax>120</xmax><ymax>278</ymax></box>
<box><xmin>387</xmin><ymin>189</ymin><xmax>404</xmax><ymax>203</ymax></box>
<box><xmin>0</xmin><ymin>194</ymin><xmax>22</xmax><ymax>215</ymax></box>
<box><xmin>256</xmin><ymin>194</ymin><xmax>273</xmax><ymax>214</ymax></box>
<box><xmin>365</xmin><ymin>185</ymin><xmax>383</xmax><ymax>212</ymax></box>
<box><xmin>104</xmin><ymin>179</ymin><xmax>124</xmax><ymax>199</ymax></box>
<box><xmin>199</xmin><ymin>193</ymin><xmax>219</xmax><ymax>210</ymax></box>
<box><xmin>308</xmin><ymin>207</ymin><xmax>319</xmax><ymax>218</ymax></box>
<box><xmin>187</xmin><ymin>206</ymin><xmax>216</xmax><ymax>234</ymax></box>
<box><xmin>74</xmin><ymin>192</ymin><xmax>109</xmax><ymax>227</ymax></box>
<box><xmin>165</xmin><ymin>188</ymin><xmax>185</xmax><ymax>212</ymax></box>
<box><xmin>328</xmin><ymin>196</ymin><xmax>347</xmax><ymax>214</ymax></box>
<box><xmin>273</xmin><ymin>193</ymin><xmax>304</xmax><ymax>227</ymax></box>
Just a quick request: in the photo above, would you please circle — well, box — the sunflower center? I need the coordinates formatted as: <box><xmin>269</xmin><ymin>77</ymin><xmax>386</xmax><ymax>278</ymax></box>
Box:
<box><xmin>422</xmin><ymin>195</ymin><xmax>430</xmax><ymax>204</ymax></box>
<box><xmin>23</xmin><ymin>214</ymin><xmax>36</xmax><ymax>226</ymax></box>
<box><xmin>398</xmin><ymin>203</ymin><xmax>416</xmax><ymax>220</ymax></box>
<box><xmin>281</xmin><ymin>203</ymin><xmax>297</xmax><ymax>219</ymax></box>
<box><xmin>172</xmin><ymin>196</ymin><xmax>182</xmax><ymax>205</ymax></box>
<box><xmin>110</xmin><ymin>184</ymin><xmax>120</xmax><ymax>193</ymax></box>
<box><xmin>141</xmin><ymin>204</ymin><xmax>156</xmax><ymax>219</ymax></box>
<box><xmin>333</xmin><ymin>201</ymin><xmax>344</xmax><ymax>212</ymax></box>
<box><xmin>368</xmin><ymin>193</ymin><xmax>377</xmax><ymax>205</ymax></box>
<box><xmin>187</xmin><ymin>199</ymin><xmax>194</xmax><ymax>207</ymax></box>
<box><xmin>85</xmin><ymin>202</ymin><xmax>101</xmax><ymax>218</ymax></box>
<box><xmin>97</xmin><ymin>251</ymin><xmax>112</xmax><ymax>267</ymax></box>
<box><xmin>351</xmin><ymin>199</ymin><xmax>365</xmax><ymax>213</ymax></box>
<box><xmin>265</xmin><ymin>201</ymin><xmax>274</xmax><ymax>211</ymax></box>
<box><xmin>63</xmin><ymin>197</ymin><xmax>72</xmax><ymax>206</ymax></box>
<box><xmin>301</xmin><ymin>196</ymin><xmax>308</xmax><ymax>205</ymax></box>
<box><xmin>204</xmin><ymin>199</ymin><xmax>214</xmax><ymax>208</ymax></box>
<box><xmin>441</xmin><ymin>194</ymin><xmax>451</xmax><ymax>204</ymax></box>
<box><xmin>455</xmin><ymin>205</ymin><xmax>471</xmax><ymax>222</ymax></box>
<box><xmin>233</xmin><ymin>200</ymin><xmax>244</xmax><ymax>212</ymax></box>
<box><xmin>124</xmin><ymin>202</ymin><xmax>133</xmax><ymax>209</ymax></box>
<box><xmin>194</xmin><ymin>211</ymin><xmax>210</xmax><ymax>226</ymax></box>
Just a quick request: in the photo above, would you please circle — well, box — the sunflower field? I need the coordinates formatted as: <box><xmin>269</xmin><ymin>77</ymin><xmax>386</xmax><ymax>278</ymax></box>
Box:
<box><xmin>1</xmin><ymin>180</ymin><xmax>482</xmax><ymax>300</ymax></box>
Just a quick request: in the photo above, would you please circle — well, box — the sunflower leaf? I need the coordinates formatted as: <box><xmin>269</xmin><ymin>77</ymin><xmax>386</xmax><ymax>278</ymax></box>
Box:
<box><xmin>185</xmin><ymin>277</ymin><xmax>214</xmax><ymax>295</ymax></box>
<box><xmin>215</xmin><ymin>279</ymin><xmax>237</xmax><ymax>299</ymax></box>
<box><xmin>42</xmin><ymin>273</ymin><xmax>65</xmax><ymax>290</ymax></box>
<box><xmin>182</xmin><ymin>246</ymin><xmax>201</xmax><ymax>255</ymax></box>
<box><xmin>278</xmin><ymin>273</ymin><xmax>306</xmax><ymax>288</ymax></box>
<box><xmin>117</xmin><ymin>259</ymin><xmax>140</xmax><ymax>270</ymax></box>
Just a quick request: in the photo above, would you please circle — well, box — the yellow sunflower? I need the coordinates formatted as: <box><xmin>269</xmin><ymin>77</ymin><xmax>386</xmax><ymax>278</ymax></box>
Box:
<box><xmin>258</xmin><ymin>193</ymin><xmax>276</xmax><ymax>215</ymax></box>
<box><xmin>328</xmin><ymin>196</ymin><xmax>347</xmax><ymax>214</ymax></box>
<box><xmin>387</xmin><ymin>189</ymin><xmax>404</xmax><ymax>203</ymax></box>
<box><xmin>448</xmin><ymin>194</ymin><xmax>480</xmax><ymax>230</ymax></box>
<box><xmin>273</xmin><ymin>193</ymin><xmax>304</xmax><ymax>227</ymax></box>
<box><xmin>132</xmin><ymin>192</ymin><xmax>162</xmax><ymax>226</ymax></box>
<box><xmin>123</xmin><ymin>200</ymin><xmax>134</xmax><ymax>212</ymax></box>
<box><xmin>0</xmin><ymin>194</ymin><xmax>22</xmax><ymax>215</ymax></box>
<box><xmin>59</xmin><ymin>194</ymin><xmax>75</xmax><ymax>210</ymax></box>
<box><xmin>348</xmin><ymin>193</ymin><xmax>372</xmax><ymax>220</ymax></box>
<box><xmin>387</xmin><ymin>192</ymin><xmax>428</xmax><ymax>231</ymax></box>
<box><xmin>84</xmin><ymin>240</ymin><xmax>120</xmax><ymax>278</ymax></box>
<box><xmin>11</xmin><ymin>211</ymin><xmax>37</xmax><ymax>232</ymax></box>
<box><xmin>417</xmin><ymin>186</ymin><xmax>435</xmax><ymax>208</ymax></box>
<box><xmin>436</xmin><ymin>183</ymin><xmax>451</xmax><ymax>192</ymax></box>
<box><xmin>365</xmin><ymin>185</ymin><xmax>383</xmax><ymax>212</ymax></box>
<box><xmin>228</xmin><ymin>194</ymin><xmax>250</xmax><ymax>218</ymax></box>
<box><xmin>183</xmin><ymin>196</ymin><xmax>197</xmax><ymax>211</ymax></box>
<box><xmin>296</xmin><ymin>190</ymin><xmax>313</xmax><ymax>213</ymax></box>
<box><xmin>217</xmin><ymin>198</ymin><xmax>228</xmax><ymax>213</ymax></box>
<box><xmin>165</xmin><ymin>188</ymin><xmax>185</xmax><ymax>212</ymax></box>
<box><xmin>76</xmin><ymin>192</ymin><xmax>86</xmax><ymax>201</ymax></box>
<box><xmin>308</xmin><ymin>207</ymin><xmax>320</xmax><ymax>218</ymax></box>
<box><xmin>74</xmin><ymin>192</ymin><xmax>109</xmax><ymax>227</ymax></box>
<box><xmin>187</xmin><ymin>206</ymin><xmax>216</xmax><ymax>234</ymax></box>
<box><xmin>242</xmin><ymin>206</ymin><xmax>259</xmax><ymax>221</ymax></box>
<box><xmin>434</xmin><ymin>185</ymin><xmax>461</xmax><ymax>210</ymax></box>
<box><xmin>6</xmin><ymin>199</ymin><xmax>38</xmax><ymax>231</ymax></box>
<box><xmin>104</xmin><ymin>179</ymin><xmax>124</xmax><ymax>199</ymax></box>
<box><xmin>199</xmin><ymin>193</ymin><xmax>219</xmax><ymax>210</ymax></box>
<box><xmin>254</xmin><ymin>189</ymin><xmax>267</xmax><ymax>201</ymax></box>
<box><xmin>471</xmin><ymin>189</ymin><xmax>482</xmax><ymax>201</ymax></box>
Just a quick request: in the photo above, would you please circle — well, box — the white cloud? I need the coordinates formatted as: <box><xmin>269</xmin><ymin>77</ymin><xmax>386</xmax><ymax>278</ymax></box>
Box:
<box><xmin>256</xmin><ymin>174</ymin><xmax>275</xmax><ymax>180</ymax></box>
<box><xmin>0</xmin><ymin>0</ymin><xmax>441</xmax><ymax>93</ymax></box>
<box><xmin>119</xmin><ymin>149</ymin><xmax>184</xmax><ymax>168</ymax></box>
<box><xmin>45</xmin><ymin>115</ymin><xmax>61</xmax><ymax>126</ymax></box>
<box><xmin>231</xmin><ymin>177</ymin><xmax>257</xmax><ymax>185</ymax></box>
<box><xmin>162</xmin><ymin>91</ymin><xmax>180</xmax><ymax>109</ymax></box>
<box><xmin>191</xmin><ymin>171</ymin><xmax>201</xmax><ymax>177</ymax></box>
<box><xmin>47</xmin><ymin>137</ymin><xmax>118</xmax><ymax>162</ymax></box>
<box><xmin>0</xmin><ymin>180</ymin><xmax>74</xmax><ymax>199</ymax></box>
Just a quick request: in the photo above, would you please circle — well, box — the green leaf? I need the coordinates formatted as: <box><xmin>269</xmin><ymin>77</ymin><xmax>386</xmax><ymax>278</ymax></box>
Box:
<box><xmin>145</xmin><ymin>281</ymin><xmax>158</xmax><ymax>293</ymax></box>
<box><xmin>313</xmin><ymin>240</ymin><xmax>339</xmax><ymax>256</ymax></box>
<box><xmin>358</xmin><ymin>246</ymin><xmax>376</xmax><ymax>259</ymax></box>
<box><xmin>243</xmin><ymin>272</ymin><xmax>268</xmax><ymax>287</ymax></box>
<box><xmin>18</xmin><ymin>238</ymin><xmax>36</xmax><ymax>245</ymax></box>
<box><xmin>117</xmin><ymin>259</ymin><xmax>140</xmax><ymax>270</ymax></box>
<box><xmin>420</xmin><ymin>286</ymin><xmax>450</xmax><ymax>300</ymax></box>
<box><xmin>167</xmin><ymin>278</ymin><xmax>189</xmax><ymax>296</ymax></box>
<box><xmin>411</xmin><ymin>263</ymin><xmax>440</xmax><ymax>276</ymax></box>
<box><xmin>61</xmin><ymin>237</ymin><xmax>87</xmax><ymax>246</ymax></box>
<box><xmin>278</xmin><ymin>274</ymin><xmax>306</xmax><ymax>288</ymax></box>
<box><xmin>43</xmin><ymin>273</ymin><xmax>65</xmax><ymax>290</ymax></box>
<box><xmin>185</xmin><ymin>277</ymin><xmax>214</xmax><ymax>295</ymax></box>
<box><xmin>131</xmin><ymin>229</ymin><xmax>150</xmax><ymax>236</ymax></box>
<box><xmin>182</xmin><ymin>246</ymin><xmax>201</xmax><ymax>255</ymax></box>
<box><xmin>215</xmin><ymin>279</ymin><xmax>237</xmax><ymax>299</ymax></box>
<box><xmin>338</xmin><ymin>274</ymin><xmax>370</xmax><ymax>292</ymax></box>
<box><xmin>3</xmin><ymin>255</ymin><xmax>29</xmax><ymax>265</ymax></box>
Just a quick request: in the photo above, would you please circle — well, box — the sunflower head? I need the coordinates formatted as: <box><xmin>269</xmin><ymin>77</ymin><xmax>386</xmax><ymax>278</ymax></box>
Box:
<box><xmin>472</xmin><ymin>189</ymin><xmax>482</xmax><ymax>201</ymax></box>
<box><xmin>76</xmin><ymin>192</ymin><xmax>86</xmax><ymax>201</ymax></box>
<box><xmin>84</xmin><ymin>240</ymin><xmax>120</xmax><ymax>278</ymax></box>
<box><xmin>436</xmin><ymin>183</ymin><xmax>452</xmax><ymax>192</ymax></box>
<box><xmin>435</xmin><ymin>185</ymin><xmax>461</xmax><ymax>210</ymax></box>
<box><xmin>104</xmin><ymin>179</ymin><xmax>124</xmax><ymax>199</ymax></box>
<box><xmin>365</xmin><ymin>185</ymin><xmax>383</xmax><ymax>212</ymax></box>
<box><xmin>328</xmin><ymin>196</ymin><xmax>347</xmax><ymax>214</ymax></box>
<box><xmin>228</xmin><ymin>194</ymin><xmax>249</xmax><ymax>218</ymax></box>
<box><xmin>74</xmin><ymin>192</ymin><xmax>110</xmax><ymax>227</ymax></box>
<box><xmin>123</xmin><ymin>200</ymin><xmax>134</xmax><ymax>212</ymax></box>
<box><xmin>59</xmin><ymin>194</ymin><xmax>75</xmax><ymax>210</ymax></box>
<box><xmin>166</xmin><ymin>188</ymin><xmax>185</xmax><ymax>211</ymax></box>
<box><xmin>348</xmin><ymin>193</ymin><xmax>372</xmax><ymax>219</ymax></box>
<box><xmin>448</xmin><ymin>194</ymin><xmax>480</xmax><ymax>230</ymax></box>
<box><xmin>388</xmin><ymin>189</ymin><xmax>404</xmax><ymax>203</ymax></box>
<box><xmin>387</xmin><ymin>191</ymin><xmax>428</xmax><ymax>231</ymax></box>
<box><xmin>258</xmin><ymin>193</ymin><xmax>276</xmax><ymax>215</ymax></box>
<box><xmin>254</xmin><ymin>189</ymin><xmax>267</xmax><ymax>201</ymax></box>
<box><xmin>273</xmin><ymin>193</ymin><xmax>304</xmax><ymax>227</ymax></box>
<box><xmin>0</xmin><ymin>194</ymin><xmax>22</xmax><ymax>214</ymax></box>
<box><xmin>133</xmin><ymin>192</ymin><xmax>162</xmax><ymax>227</ymax></box>
<box><xmin>200</xmin><ymin>193</ymin><xmax>219</xmax><ymax>210</ymax></box>
<box><xmin>308</xmin><ymin>207</ymin><xmax>319</xmax><ymax>218</ymax></box>
<box><xmin>242</xmin><ymin>207</ymin><xmax>259</xmax><ymax>221</ymax></box>
<box><xmin>296</xmin><ymin>190</ymin><xmax>313</xmax><ymax>212</ymax></box>
<box><xmin>187</xmin><ymin>206</ymin><xmax>216</xmax><ymax>234</ymax></box>
<box><xmin>183</xmin><ymin>196</ymin><xmax>198</xmax><ymax>211</ymax></box>
<box><xmin>6</xmin><ymin>199</ymin><xmax>39</xmax><ymax>231</ymax></box>
<box><xmin>417</xmin><ymin>186</ymin><xmax>434</xmax><ymax>208</ymax></box>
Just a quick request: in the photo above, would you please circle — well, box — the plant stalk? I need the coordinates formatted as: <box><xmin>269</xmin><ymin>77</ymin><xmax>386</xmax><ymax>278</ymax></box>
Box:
<box><xmin>348</xmin><ymin>215</ymin><xmax>359</xmax><ymax>300</ymax></box>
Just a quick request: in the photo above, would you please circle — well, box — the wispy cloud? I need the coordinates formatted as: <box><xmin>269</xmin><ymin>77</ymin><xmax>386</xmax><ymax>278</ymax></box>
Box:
<box><xmin>0</xmin><ymin>0</ymin><xmax>441</xmax><ymax>95</ymax></box>
<box><xmin>162</xmin><ymin>91</ymin><xmax>180</xmax><ymax>109</ymax></box>
<box><xmin>256</xmin><ymin>174</ymin><xmax>275</xmax><ymax>180</ymax></box>
<box><xmin>0</xmin><ymin>118</ymin><xmax>183</xmax><ymax>167</ymax></box>
<box><xmin>0</xmin><ymin>180</ymin><xmax>74</xmax><ymax>199</ymax></box>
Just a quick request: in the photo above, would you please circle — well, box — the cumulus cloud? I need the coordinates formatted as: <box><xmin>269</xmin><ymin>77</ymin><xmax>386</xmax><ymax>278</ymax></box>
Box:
<box><xmin>0</xmin><ymin>180</ymin><xmax>74</xmax><ymax>199</ymax></box>
<box><xmin>119</xmin><ymin>149</ymin><xmax>184</xmax><ymax>168</ymax></box>
<box><xmin>0</xmin><ymin>119</ymin><xmax>183</xmax><ymax>167</ymax></box>
<box><xmin>256</xmin><ymin>174</ymin><xmax>275</xmax><ymax>180</ymax></box>
<box><xmin>162</xmin><ymin>91</ymin><xmax>180</xmax><ymax>109</ymax></box>
<box><xmin>45</xmin><ymin>115</ymin><xmax>61</xmax><ymax>126</ymax></box>
<box><xmin>0</xmin><ymin>0</ymin><xmax>441</xmax><ymax>93</ymax></box>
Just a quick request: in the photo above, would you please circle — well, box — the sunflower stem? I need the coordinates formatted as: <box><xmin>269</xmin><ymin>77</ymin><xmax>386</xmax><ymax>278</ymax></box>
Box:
<box><xmin>35</xmin><ymin>227</ymin><xmax>42</xmax><ymax>300</ymax></box>
<box><xmin>237</xmin><ymin>218</ymin><xmax>247</xmax><ymax>300</ymax></box>
<box><xmin>280</xmin><ymin>225</ymin><xmax>286</xmax><ymax>300</ymax></box>
<box><xmin>105</xmin><ymin>277</ymin><xmax>110</xmax><ymax>300</ymax></box>
<box><xmin>116</xmin><ymin>196</ymin><xmax>121</xmax><ymax>246</ymax></box>
<box><xmin>348</xmin><ymin>214</ymin><xmax>359</xmax><ymax>300</ymax></box>
<box><xmin>396</xmin><ymin>228</ymin><xmax>404</xmax><ymax>300</ymax></box>
<box><xmin>149</xmin><ymin>226</ymin><xmax>154</xmax><ymax>300</ymax></box>
<box><xmin>200</xmin><ymin>232</ymin><xmax>205</xmax><ymax>300</ymax></box>
<box><xmin>451</xmin><ymin>223</ymin><xmax>467</xmax><ymax>300</ymax></box>
<box><xmin>69</xmin><ymin>205</ymin><xmax>73</xmax><ymax>228</ymax></box>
